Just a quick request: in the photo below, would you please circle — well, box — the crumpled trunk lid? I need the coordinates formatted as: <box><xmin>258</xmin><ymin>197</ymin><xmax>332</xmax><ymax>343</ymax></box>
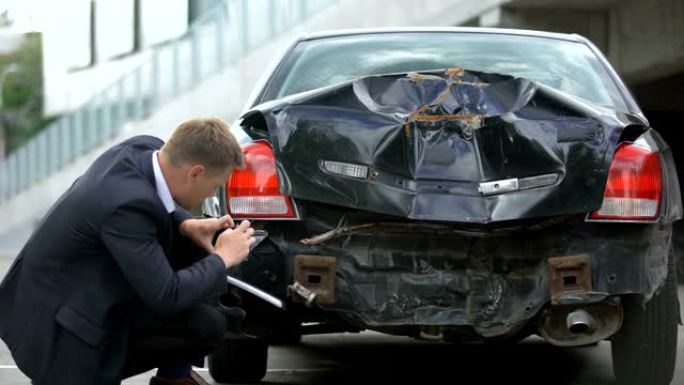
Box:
<box><xmin>243</xmin><ymin>68</ymin><xmax>644</xmax><ymax>223</ymax></box>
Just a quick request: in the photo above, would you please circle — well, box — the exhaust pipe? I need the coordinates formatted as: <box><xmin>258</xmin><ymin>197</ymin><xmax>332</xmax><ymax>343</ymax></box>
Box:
<box><xmin>538</xmin><ymin>300</ymin><xmax>623</xmax><ymax>347</ymax></box>
<box><xmin>566</xmin><ymin>309</ymin><xmax>595</xmax><ymax>334</ymax></box>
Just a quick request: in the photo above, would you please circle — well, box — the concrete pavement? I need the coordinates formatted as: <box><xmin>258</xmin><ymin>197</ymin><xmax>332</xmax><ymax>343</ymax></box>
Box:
<box><xmin>2</xmin><ymin>329</ymin><xmax>684</xmax><ymax>384</ymax></box>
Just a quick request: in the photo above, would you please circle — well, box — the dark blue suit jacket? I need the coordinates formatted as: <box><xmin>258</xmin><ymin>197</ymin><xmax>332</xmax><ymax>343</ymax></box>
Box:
<box><xmin>0</xmin><ymin>135</ymin><xmax>227</xmax><ymax>384</ymax></box>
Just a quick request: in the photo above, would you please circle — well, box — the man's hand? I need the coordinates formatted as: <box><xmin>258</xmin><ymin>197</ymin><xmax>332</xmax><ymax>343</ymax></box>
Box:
<box><xmin>214</xmin><ymin>220</ymin><xmax>256</xmax><ymax>268</ymax></box>
<box><xmin>179</xmin><ymin>215</ymin><xmax>235</xmax><ymax>254</ymax></box>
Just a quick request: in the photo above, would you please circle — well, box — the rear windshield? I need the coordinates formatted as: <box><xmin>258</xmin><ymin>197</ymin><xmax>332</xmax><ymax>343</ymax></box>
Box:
<box><xmin>261</xmin><ymin>32</ymin><xmax>627</xmax><ymax>110</ymax></box>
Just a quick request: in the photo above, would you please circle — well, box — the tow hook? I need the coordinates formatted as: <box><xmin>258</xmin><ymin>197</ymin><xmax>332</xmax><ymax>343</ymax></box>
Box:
<box><xmin>288</xmin><ymin>281</ymin><xmax>317</xmax><ymax>306</ymax></box>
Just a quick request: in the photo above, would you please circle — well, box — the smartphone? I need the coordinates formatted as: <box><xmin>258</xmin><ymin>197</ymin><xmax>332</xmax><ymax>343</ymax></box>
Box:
<box><xmin>212</xmin><ymin>226</ymin><xmax>268</xmax><ymax>250</ymax></box>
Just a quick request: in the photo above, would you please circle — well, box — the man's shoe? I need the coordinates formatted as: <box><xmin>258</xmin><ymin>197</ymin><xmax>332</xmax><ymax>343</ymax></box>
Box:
<box><xmin>149</xmin><ymin>370</ymin><xmax>210</xmax><ymax>385</ymax></box>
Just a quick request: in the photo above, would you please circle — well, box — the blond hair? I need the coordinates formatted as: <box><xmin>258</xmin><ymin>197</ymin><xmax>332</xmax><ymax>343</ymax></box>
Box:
<box><xmin>162</xmin><ymin>117</ymin><xmax>244</xmax><ymax>173</ymax></box>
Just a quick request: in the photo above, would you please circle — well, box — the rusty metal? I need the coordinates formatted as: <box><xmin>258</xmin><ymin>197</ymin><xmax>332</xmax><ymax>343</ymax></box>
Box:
<box><xmin>548</xmin><ymin>255</ymin><xmax>592</xmax><ymax>305</ymax></box>
<box><xmin>408</xmin><ymin>113</ymin><xmax>483</xmax><ymax>129</ymax></box>
<box><xmin>403</xmin><ymin>69</ymin><xmax>486</xmax><ymax>137</ymax></box>
<box><xmin>292</xmin><ymin>255</ymin><xmax>337</xmax><ymax>305</ymax></box>
<box><xmin>445</xmin><ymin>67</ymin><xmax>465</xmax><ymax>77</ymax></box>
<box><xmin>408</xmin><ymin>72</ymin><xmax>443</xmax><ymax>82</ymax></box>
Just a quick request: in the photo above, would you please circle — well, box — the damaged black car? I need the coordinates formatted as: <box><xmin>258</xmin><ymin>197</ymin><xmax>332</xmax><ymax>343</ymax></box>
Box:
<box><xmin>205</xmin><ymin>28</ymin><xmax>682</xmax><ymax>385</ymax></box>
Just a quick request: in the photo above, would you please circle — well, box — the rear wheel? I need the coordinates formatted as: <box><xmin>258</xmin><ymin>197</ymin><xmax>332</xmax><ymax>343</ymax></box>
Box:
<box><xmin>208</xmin><ymin>337</ymin><xmax>268</xmax><ymax>384</ymax></box>
<box><xmin>270</xmin><ymin>320</ymin><xmax>303</xmax><ymax>345</ymax></box>
<box><xmin>611</xmin><ymin>253</ymin><xmax>678</xmax><ymax>385</ymax></box>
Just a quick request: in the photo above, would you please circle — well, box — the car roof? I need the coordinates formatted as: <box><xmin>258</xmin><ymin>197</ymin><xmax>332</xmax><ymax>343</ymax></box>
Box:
<box><xmin>299</xmin><ymin>27</ymin><xmax>584</xmax><ymax>43</ymax></box>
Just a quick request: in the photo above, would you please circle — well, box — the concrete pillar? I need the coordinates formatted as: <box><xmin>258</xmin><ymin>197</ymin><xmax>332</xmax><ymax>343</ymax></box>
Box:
<box><xmin>497</xmin><ymin>6</ymin><xmax>609</xmax><ymax>52</ymax></box>
<box><xmin>478</xmin><ymin>0</ymin><xmax>684</xmax><ymax>88</ymax></box>
<box><xmin>607</xmin><ymin>0</ymin><xmax>684</xmax><ymax>85</ymax></box>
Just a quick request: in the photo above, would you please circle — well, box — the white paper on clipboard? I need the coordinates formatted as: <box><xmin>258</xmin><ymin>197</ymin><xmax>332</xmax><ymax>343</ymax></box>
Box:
<box><xmin>226</xmin><ymin>276</ymin><xmax>284</xmax><ymax>309</ymax></box>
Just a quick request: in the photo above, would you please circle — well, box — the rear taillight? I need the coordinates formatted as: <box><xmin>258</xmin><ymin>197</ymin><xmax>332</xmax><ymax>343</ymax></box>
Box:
<box><xmin>588</xmin><ymin>142</ymin><xmax>662</xmax><ymax>222</ymax></box>
<box><xmin>227</xmin><ymin>140</ymin><xmax>298</xmax><ymax>219</ymax></box>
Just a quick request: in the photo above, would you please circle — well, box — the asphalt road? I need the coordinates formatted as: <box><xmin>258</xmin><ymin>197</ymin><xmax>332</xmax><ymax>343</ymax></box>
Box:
<box><xmin>1</xmin><ymin>254</ymin><xmax>683</xmax><ymax>385</ymax></box>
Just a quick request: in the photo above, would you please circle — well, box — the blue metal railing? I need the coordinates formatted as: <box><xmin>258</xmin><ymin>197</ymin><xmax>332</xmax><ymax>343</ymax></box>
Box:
<box><xmin>0</xmin><ymin>0</ymin><xmax>339</xmax><ymax>203</ymax></box>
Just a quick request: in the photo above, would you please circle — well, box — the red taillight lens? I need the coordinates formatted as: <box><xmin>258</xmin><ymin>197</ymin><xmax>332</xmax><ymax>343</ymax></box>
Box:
<box><xmin>227</xmin><ymin>141</ymin><xmax>297</xmax><ymax>219</ymax></box>
<box><xmin>588</xmin><ymin>142</ymin><xmax>662</xmax><ymax>221</ymax></box>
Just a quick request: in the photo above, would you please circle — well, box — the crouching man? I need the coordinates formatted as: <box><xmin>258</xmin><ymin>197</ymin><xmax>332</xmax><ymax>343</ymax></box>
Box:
<box><xmin>0</xmin><ymin>118</ymin><xmax>252</xmax><ymax>385</ymax></box>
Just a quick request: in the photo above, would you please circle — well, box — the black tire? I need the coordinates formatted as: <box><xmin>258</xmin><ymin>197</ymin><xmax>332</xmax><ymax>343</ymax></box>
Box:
<box><xmin>270</xmin><ymin>320</ymin><xmax>303</xmax><ymax>345</ymax></box>
<box><xmin>611</xmin><ymin>253</ymin><xmax>679</xmax><ymax>385</ymax></box>
<box><xmin>208</xmin><ymin>337</ymin><xmax>268</xmax><ymax>384</ymax></box>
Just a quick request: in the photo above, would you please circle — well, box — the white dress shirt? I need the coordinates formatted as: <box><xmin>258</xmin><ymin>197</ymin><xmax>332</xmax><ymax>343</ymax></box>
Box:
<box><xmin>152</xmin><ymin>150</ymin><xmax>176</xmax><ymax>214</ymax></box>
